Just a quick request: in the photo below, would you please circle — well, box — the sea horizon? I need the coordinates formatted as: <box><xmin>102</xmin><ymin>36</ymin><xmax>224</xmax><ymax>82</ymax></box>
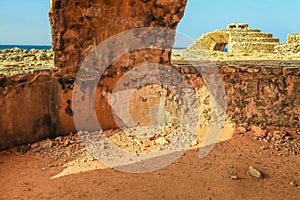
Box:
<box><xmin>0</xmin><ymin>44</ymin><xmax>52</xmax><ymax>50</ymax></box>
<box><xmin>0</xmin><ymin>44</ymin><xmax>187</xmax><ymax>51</ymax></box>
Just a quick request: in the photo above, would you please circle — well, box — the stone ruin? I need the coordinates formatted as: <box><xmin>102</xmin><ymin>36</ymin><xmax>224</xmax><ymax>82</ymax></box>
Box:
<box><xmin>275</xmin><ymin>33</ymin><xmax>300</xmax><ymax>55</ymax></box>
<box><xmin>188</xmin><ymin>23</ymin><xmax>290</xmax><ymax>54</ymax></box>
<box><xmin>0</xmin><ymin>2</ymin><xmax>299</xmax><ymax>150</ymax></box>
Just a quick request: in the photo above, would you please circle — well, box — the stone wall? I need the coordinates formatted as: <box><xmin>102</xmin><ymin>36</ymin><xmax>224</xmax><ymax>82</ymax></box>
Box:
<box><xmin>0</xmin><ymin>72</ymin><xmax>59</xmax><ymax>149</ymax></box>
<box><xmin>172</xmin><ymin>61</ymin><xmax>300</xmax><ymax>129</ymax></box>
<box><xmin>275</xmin><ymin>33</ymin><xmax>300</xmax><ymax>55</ymax></box>
<box><xmin>1</xmin><ymin>60</ymin><xmax>299</xmax><ymax>150</ymax></box>
<box><xmin>213</xmin><ymin>61</ymin><xmax>300</xmax><ymax>128</ymax></box>
<box><xmin>288</xmin><ymin>34</ymin><xmax>300</xmax><ymax>44</ymax></box>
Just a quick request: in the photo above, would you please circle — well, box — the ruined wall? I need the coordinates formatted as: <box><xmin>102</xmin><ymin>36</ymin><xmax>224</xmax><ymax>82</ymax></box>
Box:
<box><xmin>216</xmin><ymin>61</ymin><xmax>300</xmax><ymax>128</ymax></box>
<box><xmin>275</xmin><ymin>33</ymin><xmax>300</xmax><ymax>56</ymax></box>
<box><xmin>288</xmin><ymin>34</ymin><xmax>300</xmax><ymax>44</ymax></box>
<box><xmin>0</xmin><ymin>72</ymin><xmax>60</xmax><ymax>149</ymax></box>
<box><xmin>1</xmin><ymin>60</ymin><xmax>300</xmax><ymax>150</ymax></box>
<box><xmin>173</xmin><ymin>61</ymin><xmax>300</xmax><ymax>129</ymax></box>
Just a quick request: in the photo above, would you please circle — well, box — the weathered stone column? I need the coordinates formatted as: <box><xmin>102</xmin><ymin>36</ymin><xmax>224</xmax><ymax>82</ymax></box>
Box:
<box><xmin>49</xmin><ymin>0</ymin><xmax>188</xmax><ymax>130</ymax></box>
<box><xmin>49</xmin><ymin>0</ymin><xmax>187</xmax><ymax>77</ymax></box>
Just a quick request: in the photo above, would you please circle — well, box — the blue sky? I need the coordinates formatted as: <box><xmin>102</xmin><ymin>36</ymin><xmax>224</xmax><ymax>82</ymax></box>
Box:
<box><xmin>176</xmin><ymin>0</ymin><xmax>300</xmax><ymax>47</ymax></box>
<box><xmin>0</xmin><ymin>0</ymin><xmax>299</xmax><ymax>46</ymax></box>
<box><xmin>0</xmin><ymin>0</ymin><xmax>51</xmax><ymax>45</ymax></box>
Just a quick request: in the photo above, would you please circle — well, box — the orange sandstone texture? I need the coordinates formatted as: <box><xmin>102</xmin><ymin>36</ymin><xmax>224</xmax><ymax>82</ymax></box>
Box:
<box><xmin>49</xmin><ymin>0</ymin><xmax>187</xmax><ymax>77</ymax></box>
<box><xmin>49</xmin><ymin>0</ymin><xmax>189</xmax><ymax>133</ymax></box>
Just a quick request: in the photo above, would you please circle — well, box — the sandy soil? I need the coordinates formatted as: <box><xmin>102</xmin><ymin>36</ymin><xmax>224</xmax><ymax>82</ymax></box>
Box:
<box><xmin>0</xmin><ymin>128</ymin><xmax>299</xmax><ymax>200</ymax></box>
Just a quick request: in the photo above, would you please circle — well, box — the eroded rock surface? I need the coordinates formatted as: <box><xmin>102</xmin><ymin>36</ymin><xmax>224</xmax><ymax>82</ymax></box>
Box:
<box><xmin>49</xmin><ymin>0</ymin><xmax>187</xmax><ymax>77</ymax></box>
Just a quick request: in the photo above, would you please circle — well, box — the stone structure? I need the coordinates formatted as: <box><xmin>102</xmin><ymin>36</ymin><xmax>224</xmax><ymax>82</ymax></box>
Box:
<box><xmin>173</xmin><ymin>60</ymin><xmax>300</xmax><ymax>129</ymax></box>
<box><xmin>188</xmin><ymin>23</ymin><xmax>280</xmax><ymax>53</ymax></box>
<box><xmin>226</xmin><ymin>23</ymin><xmax>248</xmax><ymax>30</ymax></box>
<box><xmin>0</xmin><ymin>6</ymin><xmax>300</xmax><ymax>151</ymax></box>
<box><xmin>49</xmin><ymin>0</ymin><xmax>187</xmax><ymax>77</ymax></box>
<box><xmin>1</xmin><ymin>58</ymin><xmax>300</xmax><ymax>150</ymax></box>
<box><xmin>275</xmin><ymin>33</ymin><xmax>300</xmax><ymax>55</ymax></box>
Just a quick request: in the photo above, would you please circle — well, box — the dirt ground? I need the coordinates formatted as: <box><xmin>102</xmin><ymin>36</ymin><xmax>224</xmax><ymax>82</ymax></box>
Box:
<box><xmin>0</xmin><ymin>128</ymin><xmax>299</xmax><ymax>200</ymax></box>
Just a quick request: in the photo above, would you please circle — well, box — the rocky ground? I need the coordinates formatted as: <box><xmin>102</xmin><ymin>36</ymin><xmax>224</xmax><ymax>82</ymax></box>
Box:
<box><xmin>172</xmin><ymin>49</ymin><xmax>300</xmax><ymax>61</ymax></box>
<box><xmin>0</xmin><ymin>125</ymin><xmax>299</xmax><ymax>199</ymax></box>
<box><xmin>0</xmin><ymin>48</ymin><xmax>299</xmax><ymax>78</ymax></box>
<box><xmin>0</xmin><ymin>48</ymin><xmax>54</xmax><ymax>77</ymax></box>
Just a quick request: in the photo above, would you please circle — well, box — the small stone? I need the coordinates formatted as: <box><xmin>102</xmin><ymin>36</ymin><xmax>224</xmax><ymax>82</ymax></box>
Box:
<box><xmin>248</xmin><ymin>166</ymin><xmax>263</xmax><ymax>178</ymax></box>
<box><xmin>262</xmin><ymin>138</ymin><xmax>269</xmax><ymax>143</ymax></box>
<box><xmin>63</xmin><ymin>139</ymin><xmax>70</xmax><ymax>146</ymax></box>
<box><xmin>273</xmin><ymin>131</ymin><xmax>286</xmax><ymax>140</ymax></box>
<box><xmin>191</xmin><ymin>140</ymin><xmax>198</xmax><ymax>146</ymax></box>
<box><xmin>246</xmin><ymin>67</ymin><xmax>260</xmax><ymax>73</ymax></box>
<box><xmin>230</xmin><ymin>175</ymin><xmax>239</xmax><ymax>180</ymax></box>
<box><xmin>89</xmin><ymin>157</ymin><xmax>96</xmax><ymax>161</ymax></box>
<box><xmin>290</xmin><ymin>181</ymin><xmax>297</xmax><ymax>187</ymax></box>
<box><xmin>69</xmin><ymin>139</ymin><xmax>75</xmax><ymax>144</ymax></box>
<box><xmin>236</xmin><ymin>127</ymin><xmax>247</xmax><ymax>134</ymax></box>
<box><xmin>157</xmin><ymin>146</ymin><xmax>164</xmax><ymax>151</ymax></box>
<box><xmin>48</xmin><ymin>164</ymin><xmax>54</xmax><ymax>168</ymax></box>
<box><xmin>260</xmin><ymin>146</ymin><xmax>268</xmax><ymax>150</ymax></box>
<box><xmin>40</xmin><ymin>139</ymin><xmax>54</xmax><ymax>150</ymax></box>
<box><xmin>251</xmin><ymin>126</ymin><xmax>267</xmax><ymax>138</ymax></box>
<box><xmin>284</xmin><ymin>136</ymin><xmax>292</xmax><ymax>140</ymax></box>
<box><xmin>155</xmin><ymin>137</ymin><xmax>169</xmax><ymax>145</ymax></box>
<box><xmin>41</xmin><ymin>167</ymin><xmax>47</xmax><ymax>170</ymax></box>
<box><xmin>30</xmin><ymin>143</ymin><xmax>39</xmax><ymax>149</ymax></box>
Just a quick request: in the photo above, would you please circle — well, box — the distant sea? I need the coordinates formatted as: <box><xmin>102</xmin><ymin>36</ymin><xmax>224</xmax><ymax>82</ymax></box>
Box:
<box><xmin>0</xmin><ymin>45</ymin><xmax>52</xmax><ymax>50</ymax></box>
<box><xmin>0</xmin><ymin>45</ymin><xmax>186</xmax><ymax>51</ymax></box>
<box><xmin>173</xmin><ymin>47</ymin><xmax>186</xmax><ymax>50</ymax></box>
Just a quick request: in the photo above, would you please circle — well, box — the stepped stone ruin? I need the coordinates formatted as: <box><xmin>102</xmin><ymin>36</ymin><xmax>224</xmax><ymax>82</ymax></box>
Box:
<box><xmin>188</xmin><ymin>23</ymin><xmax>282</xmax><ymax>54</ymax></box>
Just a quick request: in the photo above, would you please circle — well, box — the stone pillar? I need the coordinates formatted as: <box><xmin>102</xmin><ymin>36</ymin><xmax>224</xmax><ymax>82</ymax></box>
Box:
<box><xmin>49</xmin><ymin>0</ymin><xmax>188</xmax><ymax>131</ymax></box>
<box><xmin>49</xmin><ymin>0</ymin><xmax>187</xmax><ymax>78</ymax></box>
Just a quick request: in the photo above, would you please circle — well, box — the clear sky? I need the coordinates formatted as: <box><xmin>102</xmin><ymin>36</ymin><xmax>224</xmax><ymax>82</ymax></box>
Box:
<box><xmin>0</xmin><ymin>0</ymin><xmax>51</xmax><ymax>45</ymax></box>
<box><xmin>176</xmin><ymin>0</ymin><xmax>300</xmax><ymax>46</ymax></box>
<box><xmin>0</xmin><ymin>0</ymin><xmax>300</xmax><ymax>46</ymax></box>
